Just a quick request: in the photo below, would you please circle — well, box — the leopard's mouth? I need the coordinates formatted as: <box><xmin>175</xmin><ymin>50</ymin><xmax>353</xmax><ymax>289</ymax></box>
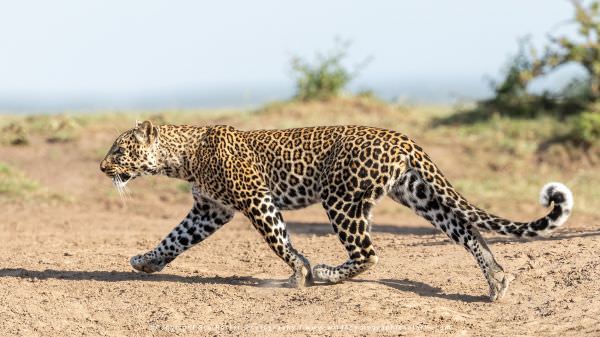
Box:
<box><xmin>117</xmin><ymin>173</ymin><xmax>131</xmax><ymax>182</ymax></box>
<box><xmin>111</xmin><ymin>172</ymin><xmax>135</xmax><ymax>188</ymax></box>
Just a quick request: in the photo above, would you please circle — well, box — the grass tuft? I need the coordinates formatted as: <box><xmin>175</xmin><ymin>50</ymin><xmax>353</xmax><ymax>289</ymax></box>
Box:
<box><xmin>0</xmin><ymin>162</ymin><xmax>39</xmax><ymax>198</ymax></box>
<box><xmin>0</xmin><ymin>122</ymin><xmax>29</xmax><ymax>145</ymax></box>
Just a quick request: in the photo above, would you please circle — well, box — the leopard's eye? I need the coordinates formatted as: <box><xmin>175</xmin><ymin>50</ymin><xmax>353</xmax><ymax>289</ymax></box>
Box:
<box><xmin>114</xmin><ymin>147</ymin><xmax>126</xmax><ymax>156</ymax></box>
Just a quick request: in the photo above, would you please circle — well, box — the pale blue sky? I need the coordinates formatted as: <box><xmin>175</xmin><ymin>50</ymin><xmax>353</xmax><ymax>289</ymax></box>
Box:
<box><xmin>0</xmin><ymin>1</ymin><xmax>578</xmax><ymax>111</ymax></box>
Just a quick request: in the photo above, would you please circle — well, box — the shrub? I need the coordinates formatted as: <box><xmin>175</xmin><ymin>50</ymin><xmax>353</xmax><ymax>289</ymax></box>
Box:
<box><xmin>571</xmin><ymin>111</ymin><xmax>600</xmax><ymax>145</ymax></box>
<box><xmin>458</xmin><ymin>1</ymin><xmax>599</xmax><ymax>120</ymax></box>
<box><xmin>442</xmin><ymin>0</ymin><xmax>600</xmax><ymax>146</ymax></box>
<box><xmin>291</xmin><ymin>39</ymin><xmax>367</xmax><ymax>101</ymax></box>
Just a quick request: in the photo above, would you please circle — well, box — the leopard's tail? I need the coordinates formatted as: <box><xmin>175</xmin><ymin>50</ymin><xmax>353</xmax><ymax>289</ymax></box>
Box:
<box><xmin>434</xmin><ymin>179</ymin><xmax>574</xmax><ymax>238</ymax></box>
<box><xmin>467</xmin><ymin>182</ymin><xmax>574</xmax><ymax>237</ymax></box>
<box><xmin>394</xmin><ymin>148</ymin><xmax>574</xmax><ymax>238</ymax></box>
<box><xmin>403</xmin><ymin>151</ymin><xmax>574</xmax><ymax>238</ymax></box>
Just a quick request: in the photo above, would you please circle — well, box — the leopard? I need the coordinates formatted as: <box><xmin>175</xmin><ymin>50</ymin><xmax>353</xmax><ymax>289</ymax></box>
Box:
<box><xmin>100</xmin><ymin>120</ymin><xmax>573</xmax><ymax>301</ymax></box>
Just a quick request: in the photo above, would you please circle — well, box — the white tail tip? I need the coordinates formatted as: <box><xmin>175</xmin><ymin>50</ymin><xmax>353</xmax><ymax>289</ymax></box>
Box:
<box><xmin>539</xmin><ymin>182</ymin><xmax>574</xmax><ymax>210</ymax></box>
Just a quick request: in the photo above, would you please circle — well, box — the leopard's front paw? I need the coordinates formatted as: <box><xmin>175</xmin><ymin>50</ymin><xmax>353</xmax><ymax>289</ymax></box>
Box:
<box><xmin>287</xmin><ymin>265</ymin><xmax>313</xmax><ymax>288</ymax></box>
<box><xmin>488</xmin><ymin>270</ymin><xmax>512</xmax><ymax>302</ymax></box>
<box><xmin>130</xmin><ymin>253</ymin><xmax>167</xmax><ymax>274</ymax></box>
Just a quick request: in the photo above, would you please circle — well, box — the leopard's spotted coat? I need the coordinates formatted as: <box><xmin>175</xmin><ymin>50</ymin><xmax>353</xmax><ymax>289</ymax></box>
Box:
<box><xmin>100</xmin><ymin>121</ymin><xmax>573</xmax><ymax>301</ymax></box>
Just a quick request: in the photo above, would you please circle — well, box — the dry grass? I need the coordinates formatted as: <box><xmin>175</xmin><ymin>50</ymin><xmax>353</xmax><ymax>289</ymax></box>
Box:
<box><xmin>0</xmin><ymin>162</ymin><xmax>39</xmax><ymax>199</ymax></box>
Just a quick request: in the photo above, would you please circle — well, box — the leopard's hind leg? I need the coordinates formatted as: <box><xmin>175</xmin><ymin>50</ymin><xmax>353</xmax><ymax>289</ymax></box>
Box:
<box><xmin>313</xmin><ymin>196</ymin><xmax>380</xmax><ymax>283</ymax></box>
<box><xmin>312</xmin><ymin>171</ymin><xmax>388</xmax><ymax>284</ymax></box>
<box><xmin>311</xmin><ymin>141</ymin><xmax>405</xmax><ymax>283</ymax></box>
<box><xmin>389</xmin><ymin>169</ymin><xmax>510</xmax><ymax>302</ymax></box>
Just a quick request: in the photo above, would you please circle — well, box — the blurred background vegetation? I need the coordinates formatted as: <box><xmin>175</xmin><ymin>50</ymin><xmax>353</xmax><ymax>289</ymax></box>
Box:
<box><xmin>2</xmin><ymin>2</ymin><xmax>599</xmax><ymax>151</ymax></box>
<box><xmin>437</xmin><ymin>0</ymin><xmax>600</xmax><ymax>148</ymax></box>
<box><xmin>291</xmin><ymin>38</ymin><xmax>372</xmax><ymax>101</ymax></box>
<box><xmin>0</xmin><ymin>1</ymin><xmax>598</xmax><ymax>216</ymax></box>
<box><xmin>286</xmin><ymin>0</ymin><xmax>600</xmax><ymax>151</ymax></box>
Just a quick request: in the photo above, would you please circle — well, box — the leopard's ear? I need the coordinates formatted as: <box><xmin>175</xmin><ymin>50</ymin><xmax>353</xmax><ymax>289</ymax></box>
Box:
<box><xmin>134</xmin><ymin>120</ymin><xmax>158</xmax><ymax>144</ymax></box>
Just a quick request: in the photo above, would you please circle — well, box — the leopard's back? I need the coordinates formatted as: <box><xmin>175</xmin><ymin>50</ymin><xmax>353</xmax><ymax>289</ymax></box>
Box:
<box><xmin>242</xmin><ymin>125</ymin><xmax>407</xmax><ymax>209</ymax></box>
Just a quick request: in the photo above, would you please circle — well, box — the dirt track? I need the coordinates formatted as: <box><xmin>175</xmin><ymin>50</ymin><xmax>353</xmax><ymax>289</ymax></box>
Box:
<box><xmin>1</xmin><ymin>121</ymin><xmax>599</xmax><ymax>336</ymax></box>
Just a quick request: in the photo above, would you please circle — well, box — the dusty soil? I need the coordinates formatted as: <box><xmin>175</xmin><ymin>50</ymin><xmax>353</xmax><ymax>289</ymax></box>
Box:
<box><xmin>0</xmin><ymin>117</ymin><xmax>599</xmax><ymax>336</ymax></box>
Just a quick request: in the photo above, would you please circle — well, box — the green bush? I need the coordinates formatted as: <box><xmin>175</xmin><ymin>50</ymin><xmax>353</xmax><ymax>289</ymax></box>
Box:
<box><xmin>460</xmin><ymin>2</ymin><xmax>599</xmax><ymax>119</ymax></box>
<box><xmin>440</xmin><ymin>0</ymin><xmax>600</xmax><ymax>147</ymax></box>
<box><xmin>571</xmin><ymin>111</ymin><xmax>600</xmax><ymax>145</ymax></box>
<box><xmin>291</xmin><ymin>39</ymin><xmax>366</xmax><ymax>101</ymax></box>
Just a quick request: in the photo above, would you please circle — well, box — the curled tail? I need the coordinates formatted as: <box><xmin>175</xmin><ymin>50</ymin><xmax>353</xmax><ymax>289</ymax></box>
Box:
<box><xmin>403</xmin><ymin>152</ymin><xmax>574</xmax><ymax>238</ymax></box>
<box><xmin>469</xmin><ymin>182</ymin><xmax>574</xmax><ymax>237</ymax></box>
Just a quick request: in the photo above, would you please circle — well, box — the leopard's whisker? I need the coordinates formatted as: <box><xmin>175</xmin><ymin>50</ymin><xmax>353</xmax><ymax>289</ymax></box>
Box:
<box><xmin>122</xmin><ymin>181</ymin><xmax>132</xmax><ymax>200</ymax></box>
<box><xmin>112</xmin><ymin>175</ymin><xmax>128</xmax><ymax>205</ymax></box>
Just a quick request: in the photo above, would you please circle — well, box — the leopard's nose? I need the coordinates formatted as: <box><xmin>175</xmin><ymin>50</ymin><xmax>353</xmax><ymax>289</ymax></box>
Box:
<box><xmin>100</xmin><ymin>160</ymin><xmax>108</xmax><ymax>173</ymax></box>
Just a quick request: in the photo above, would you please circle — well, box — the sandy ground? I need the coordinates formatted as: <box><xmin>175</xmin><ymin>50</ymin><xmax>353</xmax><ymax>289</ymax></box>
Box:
<box><xmin>0</xmin><ymin>124</ymin><xmax>599</xmax><ymax>336</ymax></box>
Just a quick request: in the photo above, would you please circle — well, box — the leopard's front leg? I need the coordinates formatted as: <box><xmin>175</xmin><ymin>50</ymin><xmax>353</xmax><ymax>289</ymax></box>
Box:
<box><xmin>131</xmin><ymin>190</ymin><xmax>234</xmax><ymax>273</ymax></box>
<box><xmin>242</xmin><ymin>190</ymin><xmax>313</xmax><ymax>288</ymax></box>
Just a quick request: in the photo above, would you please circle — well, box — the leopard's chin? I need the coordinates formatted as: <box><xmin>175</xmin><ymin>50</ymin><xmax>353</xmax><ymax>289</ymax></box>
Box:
<box><xmin>117</xmin><ymin>173</ymin><xmax>132</xmax><ymax>182</ymax></box>
<box><xmin>111</xmin><ymin>172</ymin><xmax>136</xmax><ymax>188</ymax></box>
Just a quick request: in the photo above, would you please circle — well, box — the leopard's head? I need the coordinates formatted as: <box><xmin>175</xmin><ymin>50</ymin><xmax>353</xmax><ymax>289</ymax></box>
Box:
<box><xmin>100</xmin><ymin>120</ymin><xmax>161</xmax><ymax>188</ymax></box>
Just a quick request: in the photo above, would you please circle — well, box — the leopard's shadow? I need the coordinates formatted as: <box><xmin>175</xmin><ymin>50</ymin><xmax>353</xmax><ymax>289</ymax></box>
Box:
<box><xmin>351</xmin><ymin>278</ymin><xmax>488</xmax><ymax>303</ymax></box>
<box><xmin>0</xmin><ymin>268</ymin><xmax>288</xmax><ymax>288</ymax></box>
<box><xmin>0</xmin><ymin>268</ymin><xmax>486</xmax><ymax>302</ymax></box>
